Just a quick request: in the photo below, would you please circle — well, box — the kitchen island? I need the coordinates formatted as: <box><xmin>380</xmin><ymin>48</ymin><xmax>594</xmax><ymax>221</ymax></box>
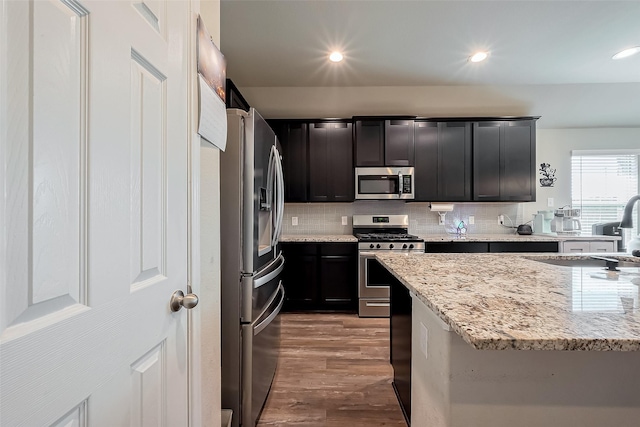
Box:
<box><xmin>375</xmin><ymin>252</ymin><xmax>640</xmax><ymax>427</ymax></box>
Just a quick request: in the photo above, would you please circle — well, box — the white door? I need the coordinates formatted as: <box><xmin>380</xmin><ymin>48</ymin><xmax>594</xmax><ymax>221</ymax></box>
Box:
<box><xmin>1</xmin><ymin>1</ymin><xmax>193</xmax><ymax>426</ymax></box>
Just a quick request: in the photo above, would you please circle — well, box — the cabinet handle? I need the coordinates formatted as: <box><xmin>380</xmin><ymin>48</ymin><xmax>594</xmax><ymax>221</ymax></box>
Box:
<box><xmin>366</xmin><ymin>302</ymin><xmax>390</xmax><ymax>307</ymax></box>
<box><xmin>417</xmin><ymin>122</ymin><xmax>435</xmax><ymax>128</ymax></box>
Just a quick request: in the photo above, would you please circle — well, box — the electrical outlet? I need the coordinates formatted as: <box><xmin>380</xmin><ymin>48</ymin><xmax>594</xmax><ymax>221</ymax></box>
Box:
<box><xmin>547</xmin><ymin>197</ymin><xmax>554</xmax><ymax>207</ymax></box>
<box><xmin>341</xmin><ymin>216</ymin><xmax>348</xmax><ymax>226</ymax></box>
<box><xmin>292</xmin><ymin>217</ymin><xmax>298</xmax><ymax>226</ymax></box>
<box><xmin>468</xmin><ymin>216</ymin><xmax>475</xmax><ymax>225</ymax></box>
<box><xmin>498</xmin><ymin>215</ymin><xmax>504</xmax><ymax>224</ymax></box>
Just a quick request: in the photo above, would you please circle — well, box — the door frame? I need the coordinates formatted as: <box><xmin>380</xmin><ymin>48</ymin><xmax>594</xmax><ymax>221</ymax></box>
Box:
<box><xmin>186</xmin><ymin>2</ymin><xmax>222</xmax><ymax>426</ymax></box>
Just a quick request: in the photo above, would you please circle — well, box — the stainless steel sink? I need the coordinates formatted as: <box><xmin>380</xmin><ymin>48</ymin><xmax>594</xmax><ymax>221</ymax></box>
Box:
<box><xmin>534</xmin><ymin>258</ymin><xmax>640</xmax><ymax>268</ymax></box>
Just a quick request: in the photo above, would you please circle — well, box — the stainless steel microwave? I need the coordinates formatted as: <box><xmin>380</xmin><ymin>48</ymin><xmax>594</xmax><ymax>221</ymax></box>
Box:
<box><xmin>355</xmin><ymin>167</ymin><xmax>415</xmax><ymax>200</ymax></box>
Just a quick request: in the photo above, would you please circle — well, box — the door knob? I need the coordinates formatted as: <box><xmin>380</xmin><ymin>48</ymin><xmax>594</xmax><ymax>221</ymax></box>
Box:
<box><xmin>170</xmin><ymin>290</ymin><xmax>199</xmax><ymax>312</ymax></box>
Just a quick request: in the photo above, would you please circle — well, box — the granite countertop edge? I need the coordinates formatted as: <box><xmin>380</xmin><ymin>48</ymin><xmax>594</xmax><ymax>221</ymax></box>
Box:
<box><xmin>280</xmin><ymin>233</ymin><xmax>620</xmax><ymax>243</ymax></box>
<box><xmin>374</xmin><ymin>252</ymin><xmax>640</xmax><ymax>352</ymax></box>
<box><xmin>280</xmin><ymin>234</ymin><xmax>359</xmax><ymax>243</ymax></box>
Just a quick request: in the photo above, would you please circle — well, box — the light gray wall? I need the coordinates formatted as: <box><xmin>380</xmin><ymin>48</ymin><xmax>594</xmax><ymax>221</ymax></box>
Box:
<box><xmin>239</xmin><ymin>84</ymin><xmax>640</xmax><ymax>129</ymax></box>
<box><xmin>526</xmin><ymin>128</ymin><xmax>640</xmax><ymax>220</ymax></box>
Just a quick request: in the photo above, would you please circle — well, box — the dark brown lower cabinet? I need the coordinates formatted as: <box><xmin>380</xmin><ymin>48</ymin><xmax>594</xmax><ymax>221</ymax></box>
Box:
<box><xmin>390</xmin><ymin>267</ymin><xmax>412</xmax><ymax>425</ymax></box>
<box><xmin>281</xmin><ymin>242</ymin><xmax>357</xmax><ymax>311</ymax></box>
<box><xmin>425</xmin><ymin>241</ymin><xmax>559</xmax><ymax>253</ymax></box>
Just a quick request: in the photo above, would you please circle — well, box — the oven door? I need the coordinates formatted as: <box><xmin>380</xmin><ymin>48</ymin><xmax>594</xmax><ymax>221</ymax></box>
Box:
<box><xmin>355</xmin><ymin>167</ymin><xmax>414</xmax><ymax>200</ymax></box>
<box><xmin>359</xmin><ymin>251</ymin><xmax>392</xmax><ymax>299</ymax></box>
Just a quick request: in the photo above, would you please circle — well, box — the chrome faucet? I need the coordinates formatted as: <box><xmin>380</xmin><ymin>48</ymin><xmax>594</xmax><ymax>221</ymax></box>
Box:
<box><xmin>619</xmin><ymin>194</ymin><xmax>640</xmax><ymax>228</ymax></box>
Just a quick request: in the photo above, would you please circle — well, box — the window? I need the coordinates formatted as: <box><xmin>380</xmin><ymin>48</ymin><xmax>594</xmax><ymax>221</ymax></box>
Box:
<box><xmin>571</xmin><ymin>151</ymin><xmax>639</xmax><ymax>245</ymax></box>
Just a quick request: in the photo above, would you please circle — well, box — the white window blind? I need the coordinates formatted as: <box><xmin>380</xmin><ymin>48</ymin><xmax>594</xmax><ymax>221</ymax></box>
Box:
<box><xmin>571</xmin><ymin>152</ymin><xmax>639</xmax><ymax>244</ymax></box>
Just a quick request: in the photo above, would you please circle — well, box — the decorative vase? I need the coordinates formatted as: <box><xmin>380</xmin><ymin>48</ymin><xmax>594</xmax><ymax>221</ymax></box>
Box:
<box><xmin>539</xmin><ymin>178</ymin><xmax>556</xmax><ymax>187</ymax></box>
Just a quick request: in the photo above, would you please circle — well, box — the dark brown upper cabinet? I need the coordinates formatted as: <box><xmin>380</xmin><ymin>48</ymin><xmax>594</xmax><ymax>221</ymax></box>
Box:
<box><xmin>271</xmin><ymin>121</ymin><xmax>308</xmax><ymax>202</ymax></box>
<box><xmin>308</xmin><ymin>121</ymin><xmax>354</xmax><ymax>202</ymax></box>
<box><xmin>355</xmin><ymin>118</ymin><xmax>415</xmax><ymax>167</ymax></box>
<box><xmin>472</xmin><ymin>120</ymin><xmax>536</xmax><ymax>202</ymax></box>
<box><xmin>414</xmin><ymin>121</ymin><xmax>472</xmax><ymax>202</ymax></box>
<box><xmin>225</xmin><ymin>79</ymin><xmax>250</xmax><ymax>112</ymax></box>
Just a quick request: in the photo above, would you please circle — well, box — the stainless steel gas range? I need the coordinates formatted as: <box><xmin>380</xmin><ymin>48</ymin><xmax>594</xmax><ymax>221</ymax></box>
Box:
<box><xmin>353</xmin><ymin>215</ymin><xmax>425</xmax><ymax>317</ymax></box>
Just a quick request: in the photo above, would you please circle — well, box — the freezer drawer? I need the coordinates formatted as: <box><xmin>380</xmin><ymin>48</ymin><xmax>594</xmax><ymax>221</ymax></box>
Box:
<box><xmin>359</xmin><ymin>298</ymin><xmax>390</xmax><ymax>317</ymax></box>
<box><xmin>243</xmin><ymin>283</ymin><xmax>284</xmax><ymax>427</ymax></box>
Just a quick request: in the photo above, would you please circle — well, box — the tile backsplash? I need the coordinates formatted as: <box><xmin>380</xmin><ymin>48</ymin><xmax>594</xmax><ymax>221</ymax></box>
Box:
<box><xmin>283</xmin><ymin>201</ymin><xmax>526</xmax><ymax>236</ymax></box>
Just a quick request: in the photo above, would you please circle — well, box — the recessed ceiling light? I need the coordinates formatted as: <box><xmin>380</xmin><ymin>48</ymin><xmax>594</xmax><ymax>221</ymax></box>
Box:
<box><xmin>469</xmin><ymin>51</ymin><xmax>489</xmax><ymax>63</ymax></box>
<box><xmin>329</xmin><ymin>51</ymin><xmax>343</xmax><ymax>63</ymax></box>
<box><xmin>612</xmin><ymin>46</ymin><xmax>640</xmax><ymax>60</ymax></box>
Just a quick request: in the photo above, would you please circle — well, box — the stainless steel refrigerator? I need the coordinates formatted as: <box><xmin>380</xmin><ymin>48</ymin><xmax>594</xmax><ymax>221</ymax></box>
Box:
<box><xmin>220</xmin><ymin>108</ymin><xmax>285</xmax><ymax>427</ymax></box>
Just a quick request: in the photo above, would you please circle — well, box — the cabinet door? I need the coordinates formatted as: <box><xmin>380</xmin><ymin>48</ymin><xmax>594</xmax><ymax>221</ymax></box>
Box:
<box><xmin>330</xmin><ymin>122</ymin><xmax>354</xmax><ymax>202</ymax></box>
<box><xmin>589</xmin><ymin>241</ymin><xmax>615</xmax><ymax>253</ymax></box>
<box><xmin>473</xmin><ymin>121</ymin><xmax>502</xmax><ymax>201</ymax></box>
<box><xmin>414</xmin><ymin>122</ymin><xmax>439</xmax><ymax>201</ymax></box>
<box><xmin>425</xmin><ymin>242</ymin><xmax>489</xmax><ymax>253</ymax></box>
<box><xmin>355</xmin><ymin>120</ymin><xmax>384</xmax><ymax>166</ymax></box>
<box><xmin>502</xmin><ymin>120</ymin><xmax>535</xmax><ymax>201</ymax></box>
<box><xmin>308</xmin><ymin>123</ymin><xmax>331</xmax><ymax>202</ymax></box>
<box><xmin>439</xmin><ymin>122</ymin><xmax>471</xmax><ymax>200</ymax></box>
<box><xmin>385</xmin><ymin>119</ymin><xmax>415</xmax><ymax>166</ymax></box>
<box><xmin>279</xmin><ymin>122</ymin><xmax>308</xmax><ymax>202</ymax></box>
<box><xmin>225</xmin><ymin>79</ymin><xmax>250</xmax><ymax>111</ymax></box>
<box><xmin>561</xmin><ymin>241</ymin><xmax>590</xmax><ymax>253</ymax></box>
<box><xmin>319</xmin><ymin>255</ymin><xmax>357</xmax><ymax>309</ymax></box>
<box><xmin>281</xmin><ymin>244</ymin><xmax>318</xmax><ymax>310</ymax></box>
<box><xmin>489</xmin><ymin>241</ymin><xmax>559</xmax><ymax>253</ymax></box>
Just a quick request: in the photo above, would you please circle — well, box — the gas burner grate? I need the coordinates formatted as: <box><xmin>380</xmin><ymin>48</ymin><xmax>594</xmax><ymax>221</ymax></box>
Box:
<box><xmin>355</xmin><ymin>232</ymin><xmax>420</xmax><ymax>241</ymax></box>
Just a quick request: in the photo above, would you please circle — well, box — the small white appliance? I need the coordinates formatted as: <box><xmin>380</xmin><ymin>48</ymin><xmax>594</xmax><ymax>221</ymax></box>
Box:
<box><xmin>532</xmin><ymin>210</ymin><xmax>553</xmax><ymax>234</ymax></box>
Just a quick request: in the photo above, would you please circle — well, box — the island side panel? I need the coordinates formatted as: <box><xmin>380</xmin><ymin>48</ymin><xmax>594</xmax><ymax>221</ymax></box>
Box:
<box><xmin>411</xmin><ymin>295</ymin><xmax>640</xmax><ymax>427</ymax></box>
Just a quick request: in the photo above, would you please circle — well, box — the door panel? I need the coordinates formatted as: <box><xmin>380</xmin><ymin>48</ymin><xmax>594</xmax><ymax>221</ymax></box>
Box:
<box><xmin>473</xmin><ymin>122</ymin><xmax>502</xmax><ymax>201</ymax></box>
<box><xmin>0</xmin><ymin>1</ymin><xmax>191</xmax><ymax>425</ymax></box>
<box><xmin>130</xmin><ymin>52</ymin><xmax>167</xmax><ymax>286</ymax></box>
<box><xmin>308</xmin><ymin>123</ymin><xmax>330</xmax><ymax>201</ymax></box>
<box><xmin>330</xmin><ymin>122</ymin><xmax>354</xmax><ymax>202</ymax></box>
<box><xmin>414</xmin><ymin>122</ymin><xmax>438</xmax><ymax>201</ymax></box>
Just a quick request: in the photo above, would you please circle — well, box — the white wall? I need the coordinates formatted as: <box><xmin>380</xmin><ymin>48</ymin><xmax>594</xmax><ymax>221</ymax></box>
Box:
<box><xmin>238</xmin><ymin>84</ymin><xmax>640</xmax><ymax>129</ymax></box>
<box><xmin>197</xmin><ymin>1</ymin><xmax>221</xmax><ymax>426</ymax></box>
<box><xmin>526</xmin><ymin>128</ymin><xmax>640</xmax><ymax>220</ymax></box>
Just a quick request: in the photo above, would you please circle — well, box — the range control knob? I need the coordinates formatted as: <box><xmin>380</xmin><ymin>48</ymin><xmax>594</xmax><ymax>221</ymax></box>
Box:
<box><xmin>402</xmin><ymin>244</ymin><xmax>408</xmax><ymax>249</ymax></box>
<box><xmin>376</xmin><ymin>244</ymin><xmax>381</xmax><ymax>249</ymax></box>
<box><xmin>409</xmin><ymin>244</ymin><xmax>414</xmax><ymax>249</ymax></box>
<box><xmin>370</xmin><ymin>244</ymin><xmax>374</xmax><ymax>249</ymax></box>
<box><xmin>389</xmin><ymin>244</ymin><xmax>394</xmax><ymax>249</ymax></box>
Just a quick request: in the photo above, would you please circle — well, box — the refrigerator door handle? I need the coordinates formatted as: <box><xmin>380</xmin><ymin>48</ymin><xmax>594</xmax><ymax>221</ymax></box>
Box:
<box><xmin>253</xmin><ymin>252</ymin><xmax>285</xmax><ymax>289</ymax></box>
<box><xmin>272</xmin><ymin>145</ymin><xmax>285</xmax><ymax>245</ymax></box>
<box><xmin>254</xmin><ymin>283</ymin><xmax>285</xmax><ymax>336</ymax></box>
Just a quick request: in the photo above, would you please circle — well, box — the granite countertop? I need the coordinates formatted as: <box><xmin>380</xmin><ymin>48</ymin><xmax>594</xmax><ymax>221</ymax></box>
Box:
<box><xmin>280</xmin><ymin>233</ymin><xmax>619</xmax><ymax>243</ymax></box>
<box><xmin>419</xmin><ymin>233</ymin><xmax>621</xmax><ymax>242</ymax></box>
<box><xmin>374</xmin><ymin>252</ymin><xmax>640</xmax><ymax>351</ymax></box>
<box><xmin>280</xmin><ymin>234</ymin><xmax>358</xmax><ymax>243</ymax></box>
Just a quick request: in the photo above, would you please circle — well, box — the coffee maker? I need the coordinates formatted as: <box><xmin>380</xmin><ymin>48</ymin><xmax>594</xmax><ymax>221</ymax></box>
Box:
<box><xmin>532</xmin><ymin>210</ymin><xmax>553</xmax><ymax>234</ymax></box>
<box><xmin>552</xmin><ymin>208</ymin><xmax>582</xmax><ymax>235</ymax></box>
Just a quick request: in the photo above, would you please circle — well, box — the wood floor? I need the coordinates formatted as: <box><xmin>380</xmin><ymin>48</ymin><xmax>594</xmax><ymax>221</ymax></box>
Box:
<box><xmin>257</xmin><ymin>313</ymin><xmax>407</xmax><ymax>427</ymax></box>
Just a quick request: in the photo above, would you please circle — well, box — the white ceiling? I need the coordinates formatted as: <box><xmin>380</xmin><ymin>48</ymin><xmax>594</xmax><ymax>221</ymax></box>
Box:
<box><xmin>220</xmin><ymin>1</ymin><xmax>640</xmax><ymax>127</ymax></box>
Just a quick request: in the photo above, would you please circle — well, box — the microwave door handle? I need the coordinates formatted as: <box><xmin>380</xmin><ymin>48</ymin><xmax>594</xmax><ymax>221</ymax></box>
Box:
<box><xmin>398</xmin><ymin>172</ymin><xmax>403</xmax><ymax>196</ymax></box>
